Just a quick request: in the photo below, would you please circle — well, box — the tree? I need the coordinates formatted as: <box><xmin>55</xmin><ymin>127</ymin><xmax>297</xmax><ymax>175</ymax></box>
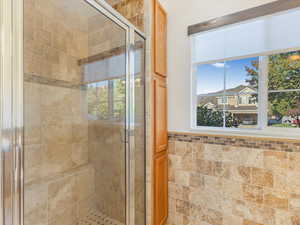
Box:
<box><xmin>245</xmin><ymin>51</ymin><xmax>300</xmax><ymax>120</ymax></box>
<box><xmin>197</xmin><ymin>106</ymin><xmax>240</xmax><ymax>127</ymax></box>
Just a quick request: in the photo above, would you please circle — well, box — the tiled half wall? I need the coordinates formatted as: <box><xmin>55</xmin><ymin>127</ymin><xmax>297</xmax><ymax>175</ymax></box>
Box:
<box><xmin>168</xmin><ymin>132</ymin><xmax>300</xmax><ymax>225</ymax></box>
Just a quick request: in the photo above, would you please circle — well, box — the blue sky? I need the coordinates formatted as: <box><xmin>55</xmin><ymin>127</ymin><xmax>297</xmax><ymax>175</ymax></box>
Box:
<box><xmin>196</xmin><ymin>57</ymin><xmax>258</xmax><ymax>95</ymax></box>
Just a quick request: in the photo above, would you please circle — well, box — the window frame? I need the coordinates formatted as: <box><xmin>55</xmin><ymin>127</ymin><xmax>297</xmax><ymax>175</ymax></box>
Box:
<box><xmin>190</xmin><ymin>43</ymin><xmax>300</xmax><ymax>138</ymax></box>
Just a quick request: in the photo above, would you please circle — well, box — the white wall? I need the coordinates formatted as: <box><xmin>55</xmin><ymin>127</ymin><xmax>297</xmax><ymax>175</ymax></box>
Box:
<box><xmin>164</xmin><ymin>0</ymin><xmax>278</xmax><ymax>132</ymax></box>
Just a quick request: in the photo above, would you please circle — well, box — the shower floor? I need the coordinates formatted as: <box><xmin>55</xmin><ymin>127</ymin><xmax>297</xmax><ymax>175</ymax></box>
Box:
<box><xmin>76</xmin><ymin>209</ymin><xmax>124</xmax><ymax>225</ymax></box>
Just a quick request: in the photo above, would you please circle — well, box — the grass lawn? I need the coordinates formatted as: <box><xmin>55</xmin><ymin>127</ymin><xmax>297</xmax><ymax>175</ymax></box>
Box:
<box><xmin>270</xmin><ymin>124</ymin><xmax>296</xmax><ymax>128</ymax></box>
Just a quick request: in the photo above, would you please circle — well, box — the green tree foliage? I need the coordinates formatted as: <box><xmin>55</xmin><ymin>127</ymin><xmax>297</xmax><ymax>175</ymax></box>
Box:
<box><xmin>87</xmin><ymin>79</ymin><xmax>126</xmax><ymax>121</ymax></box>
<box><xmin>245</xmin><ymin>51</ymin><xmax>300</xmax><ymax>121</ymax></box>
<box><xmin>197</xmin><ymin>106</ymin><xmax>240</xmax><ymax>127</ymax></box>
<box><xmin>87</xmin><ymin>82</ymin><xmax>109</xmax><ymax>119</ymax></box>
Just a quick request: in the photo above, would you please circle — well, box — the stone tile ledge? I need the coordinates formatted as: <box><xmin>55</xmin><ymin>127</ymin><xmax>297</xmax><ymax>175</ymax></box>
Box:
<box><xmin>168</xmin><ymin>131</ymin><xmax>300</xmax><ymax>152</ymax></box>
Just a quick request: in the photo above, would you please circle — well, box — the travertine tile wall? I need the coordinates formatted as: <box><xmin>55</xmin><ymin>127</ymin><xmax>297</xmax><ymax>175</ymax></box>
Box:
<box><xmin>168</xmin><ymin>133</ymin><xmax>300</xmax><ymax>225</ymax></box>
<box><xmin>23</xmin><ymin>0</ymin><xmax>123</xmax><ymax>225</ymax></box>
<box><xmin>24</xmin><ymin>0</ymin><xmax>146</xmax><ymax>224</ymax></box>
<box><xmin>24</xmin><ymin>1</ymin><xmax>95</xmax><ymax>225</ymax></box>
<box><xmin>88</xmin><ymin>120</ymin><xmax>126</xmax><ymax>222</ymax></box>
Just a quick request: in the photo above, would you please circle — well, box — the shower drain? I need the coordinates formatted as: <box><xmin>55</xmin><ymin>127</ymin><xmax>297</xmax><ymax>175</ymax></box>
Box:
<box><xmin>76</xmin><ymin>209</ymin><xmax>124</xmax><ymax>225</ymax></box>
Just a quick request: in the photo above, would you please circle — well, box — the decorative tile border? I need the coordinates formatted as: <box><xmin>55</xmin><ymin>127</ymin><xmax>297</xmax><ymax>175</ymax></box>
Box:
<box><xmin>168</xmin><ymin>132</ymin><xmax>300</xmax><ymax>152</ymax></box>
<box><xmin>25</xmin><ymin>73</ymin><xmax>85</xmax><ymax>90</ymax></box>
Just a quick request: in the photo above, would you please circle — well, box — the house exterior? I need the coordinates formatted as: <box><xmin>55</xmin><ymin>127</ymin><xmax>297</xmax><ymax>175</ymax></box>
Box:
<box><xmin>198</xmin><ymin>85</ymin><xmax>258</xmax><ymax>125</ymax></box>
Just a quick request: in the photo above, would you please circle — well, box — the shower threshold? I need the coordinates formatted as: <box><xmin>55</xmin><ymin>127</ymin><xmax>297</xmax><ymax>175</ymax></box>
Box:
<box><xmin>76</xmin><ymin>209</ymin><xmax>124</xmax><ymax>225</ymax></box>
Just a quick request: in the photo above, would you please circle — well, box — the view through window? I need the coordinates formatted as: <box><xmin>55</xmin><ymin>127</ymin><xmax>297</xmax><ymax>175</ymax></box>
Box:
<box><xmin>196</xmin><ymin>50</ymin><xmax>300</xmax><ymax>129</ymax></box>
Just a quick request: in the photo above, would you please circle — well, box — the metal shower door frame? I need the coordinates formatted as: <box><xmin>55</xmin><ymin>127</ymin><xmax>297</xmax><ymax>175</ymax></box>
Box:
<box><xmin>0</xmin><ymin>0</ymin><xmax>146</xmax><ymax>225</ymax></box>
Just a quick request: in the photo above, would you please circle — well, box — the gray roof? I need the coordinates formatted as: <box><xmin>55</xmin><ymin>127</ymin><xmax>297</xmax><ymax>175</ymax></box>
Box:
<box><xmin>197</xmin><ymin>85</ymin><xmax>258</xmax><ymax>111</ymax></box>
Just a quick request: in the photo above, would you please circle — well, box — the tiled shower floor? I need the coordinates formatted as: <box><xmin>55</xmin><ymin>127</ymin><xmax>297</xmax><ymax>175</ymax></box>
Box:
<box><xmin>76</xmin><ymin>209</ymin><xmax>124</xmax><ymax>225</ymax></box>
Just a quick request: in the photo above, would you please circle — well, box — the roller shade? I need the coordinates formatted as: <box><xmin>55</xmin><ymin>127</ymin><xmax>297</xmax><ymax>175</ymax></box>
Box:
<box><xmin>192</xmin><ymin>8</ymin><xmax>300</xmax><ymax>64</ymax></box>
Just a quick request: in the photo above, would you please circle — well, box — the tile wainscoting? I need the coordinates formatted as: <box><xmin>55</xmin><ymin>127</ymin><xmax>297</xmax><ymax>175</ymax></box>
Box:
<box><xmin>167</xmin><ymin>132</ymin><xmax>300</xmax><ymax>225</ymax></box>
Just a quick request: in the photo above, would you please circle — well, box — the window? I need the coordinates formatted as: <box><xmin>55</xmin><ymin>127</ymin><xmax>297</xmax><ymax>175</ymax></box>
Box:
<box><xmin>191</xmin><ymin>8</ymin><xmax>300</xmax><ymax>134</ymax></box>
<box><xmin>267</xmin><ymin>51</ymin><xmax>300</xmax><ymax>128</ymax></box>
<box><xmin>87</xmin><ymin>78</ymin><xmax>125</xmax><ymax>121</ymax></box>
<box><xmin>193</xmin><ymin>51</ymin><xmax>300</xmax><ymax>131</ymax></box>
<box><xmin>196</xmin><ymin>57</ymin><xmax>258</xmax><ymax>128</ymax></box>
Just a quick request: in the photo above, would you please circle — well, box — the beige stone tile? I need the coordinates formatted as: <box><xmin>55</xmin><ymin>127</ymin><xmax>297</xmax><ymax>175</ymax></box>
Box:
<box><xmin>169</xmin><ymin>182</ymin><xmax>185</xmax><ymax>201</ymax></box>
<box><xmin>273</xmin><ymin>168</ymin><xmax>288</xmax><ymax>191</ymax></box>
<box><xmin>24</xmin><ymin>82</ymin><xmax>42</xmax><ymax>145</ymax></box>
<box><xmin>40</xmin><ymin>84</ymin><xmax>72</xmax><ymax>113</ymax></box>
<box><xmin>175</xmin><ymin>170</ymin><xmax>190</xmax><ymax>187</ymax></box>
<box><xmin>48</xmin><ymin>206</ymin><xmax>77</xmax><ymax>225</ymax></box>
<box><xmin>275</xmin><ymin>210</ymin><xmax>293</xmax><ymax>225</ymax></box>
<box><xmin>203</xmin><ymin>144</ymin><xmax>223</xmax><ymax>162</ymax></box>
<box><xmin>175</xmin><ymin>141</ymin><xmax>191</xmax><ymax>156</ymax></box>
<box><xmin>24</xmin><ymin>144</ymin><xmax>46</xmax><ymax>184</ymax></box>
<box><xmin>24</xmin><ymin>183</ymin><xmax>48</xmax><ymax>225</ymax></box>
<box><xmin>41</xmin><ymin>123</ymin><xmax>73</xmax><ymax>145</ymax></box>
<box><xmin>289</xmin><ymin>152</ymin><xmax>300</xmax><ymax>172</ymax></box>
<box><xmin>24</xmin><ymin>50</ymin><xmax>43</xmax><ymax>76</ymax></box>
<box><xmin>190</xmin><ymin>142</ymin><xmax>204</xmax><ymax>160</ymax></box>
<box><xmin>233</xmin><ymin>201</ymin><xmax>275</xmax><ymax>225</ymax></box>
<box><xmin>77</xmin><ymin>195</ymin><xmax>97</xmax><ymax>218</ymax></box>
<box><xmin>182</xmin><ymin>151</ymin><xmax>197</xmax><ymax>172</ymax></box>
<box><xmin>264</xmin><ymin>150</ymin><xmax>288</xmax><ymax>170</ymax></box>
<box><xmin>71</xmin><ymin>142</ymin><xmax>88</xmax><ymax>166</ymax></box>
<box><xmin>222</xmin><ymin>147</ymin><xmax>264</xmax><ymax>168</ymax></box>
<box><xmin>222</xmin><ymin>146</ymin><xmax>244</xmax><ymax>165</ymax></box>
<box><xmin>251</xmin><ymin>168</ymin><xmax>273</xmax><ymax>188</ymax></box>
<box><xmin>176</xmin><ymin>199</ymin><xmax>190</xmax><ymax>216</ymax></box>
<box><xmin>48</xmin><ymin>175</ymin><xmax>77</xmax><ymax>219</ymax></box>
<box><xmin>263</xmin><ymin>188</ymin><xmax>289</xmax><ymax>210</ymax></box>
<box><xmin>202</xmin><ymin>208</ymin><xmax>222</xmax><ymax>225</ymax></box>
<box><xmin>189</xmin><ymin>203</ymin><xmax>206</xmax><ymax>220</ymax></box>
<box><xmin>166</xmin><ymin>213</ymin><xmax>183</xmax><ymax>225</ymax></box>
<box><xmin>169</xmin><ymin>197</ymin><xmax>177</xmax><ymax>214</ymax></box>
<box><xmin>196</xmin><ymin>159</ymin><xmax>214</xmax><ymax>176</ymax></box>
<box><xmin>229</xmin><ymin>165</ymin><xmax>251</xmax><ymax>184</ymax></box>
<box><xmin>169</xmin><ymin>154</ymin><xmax>182</xmax><ymax>170</ymax></box>
<box><xmin>291</xmin><ymin>214</ymin><xmax>300</xmax><ymax>225</ymax></box>
<box><xmin>214</xmin><ymin>161</ymin><xmax>231</xmax><ymax>178</ymax></box>
<box><xmin>168</xmin><ymin>141</ymin><xmax>176</xmax><ymax>154</ymax></box>
<box><xmin>221</xmin><ymin>197</ymin><xmax>234</xmax><ymax>215</ymax></box>
<box><xmin>44</xmin><ymin>142</ymin><xmax>74</xmax><ymax>177</ymax></box>
<box><xmin>232</xmin><ymin>200</ymin><xmax>250</xmax><ymax>218</ymax></box>
<box><xmin>243</xmin><ymin>219</ymin><xmax>263</xmax><ymax>225</ymax></box>
<box><xmin>243</xmin><ymin>184</ymin><xmax>263</xmax><ymax>204</ymax></box>
<box><xmin>189</xmin><ymin>188</ymin><xmax>205</xmax><ymax>206</ymax></box>
<box><xmin>189</xmin><ymin>173</ymin><xmax>204</xmax><ymax>188</ymax></box>
<box><xmin>76</xmin><ymin>167</ymin><xmax>95</xmax><ymax>201</ymax></box>
<box><xmin>242</xmin><ymin>148</ymin><xmax>264</xmax><ymax>168</ymax></box>
<box><xmin>247</xmin><ymin>203</ymin><xmax>276</xmax><ymax>225</ymax></box>
<box><xmin>276</xmin><ymin>210</ymin><xmax>300</xmax><ymax>225</ymax></box>
<box><xmin>204</xmin><ymin>175</ymin><xmax>222</xmax><ymax>190</ymax></box>
<box><xmin>287</xmin><ymin>171</ymin><xmax>300</xmax><ymax>194</ymax></box>
<box><xmin>223</xmin><ymin>214</ymin><xmax>243</xmax><ymax>225</ymax></box>
<box><xmin>222</xmin><ymin>179</ymin><xmax>243</xmax><ymax>200</ymax></box>
<box><xmin>289</xmin><ymin>192</ymin><xmax>300</xmax><ymax>213</ymax></box>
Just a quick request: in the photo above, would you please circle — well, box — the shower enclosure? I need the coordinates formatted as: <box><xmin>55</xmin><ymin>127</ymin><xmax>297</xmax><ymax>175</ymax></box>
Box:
<box><xmin>0</xmin><ymin>0</ymin><xmax>146</xmax><ymax>225</ymax></box>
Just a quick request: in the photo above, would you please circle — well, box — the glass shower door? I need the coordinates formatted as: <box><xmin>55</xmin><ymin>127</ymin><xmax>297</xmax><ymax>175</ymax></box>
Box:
<box><xmin>23</xmin><ymin>1</ymin><xmax>128</xmax><ymax>225</ymax></box>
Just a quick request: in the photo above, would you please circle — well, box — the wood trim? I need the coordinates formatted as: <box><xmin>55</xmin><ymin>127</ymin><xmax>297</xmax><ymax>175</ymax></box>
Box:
<box><xmin>153</xmin><ymin>0</ymin><xmax>167</xmax><ymax>76</ymax></box>
<box><xmin>188</xmin><ymin>0</ymin><xmax>300</xmax><ymax>35</ymax></box>
<box><xmin>153</xmin><ymin>151</ymin><xmax>168</xmax><ymax>225</ymax></box>
<box><xmin>168</xmin><ymin>131</ymin><xmax>300</xmax><ymax>143</ymax></box>
<box><xmin>153</xmin><ymin>75</ymin><xmax>168</xmax><ymax>154</ymax></box>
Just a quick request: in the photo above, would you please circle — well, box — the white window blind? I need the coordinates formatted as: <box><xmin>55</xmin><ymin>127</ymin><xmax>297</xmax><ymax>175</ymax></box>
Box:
<box><xmin>192</xmin><ymin>8</ymin><xmax>300</xmax><ymax>64</ymax></box>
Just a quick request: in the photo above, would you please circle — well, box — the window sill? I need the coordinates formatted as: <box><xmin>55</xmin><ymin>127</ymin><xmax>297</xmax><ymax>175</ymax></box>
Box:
<box><xmin>185</xmin><ymin>127</ymin><xmax>300</xmax><ymax>141</ymax></box>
